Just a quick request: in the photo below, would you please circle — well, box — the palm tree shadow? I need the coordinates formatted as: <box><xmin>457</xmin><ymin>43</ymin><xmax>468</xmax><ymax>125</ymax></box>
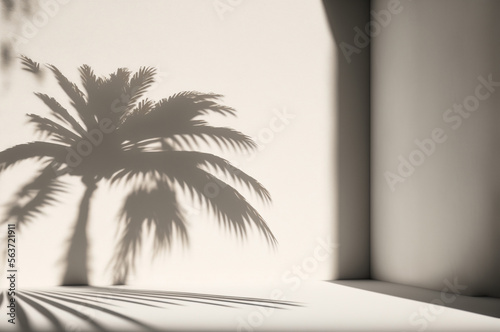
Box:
<box><xmin>11</xmin><ymin>288</ymin><xmax>301</xmax><ymax>332</ymax></box>
<box><xmin>0</xmin><ymin>56</ymin><xmax>277</xmax><ymax>286</ymax></box>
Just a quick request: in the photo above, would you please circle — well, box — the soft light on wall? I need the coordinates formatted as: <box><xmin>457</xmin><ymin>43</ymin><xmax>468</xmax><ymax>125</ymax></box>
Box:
<box><xmin>0</xmin><ymin>0</ymin><xmax>336</xmax><ymax>289</ymax></box>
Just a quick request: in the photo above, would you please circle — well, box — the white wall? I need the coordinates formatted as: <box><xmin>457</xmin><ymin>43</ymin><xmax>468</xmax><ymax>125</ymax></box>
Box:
<box><xmin>0</xmin><ymin>0</ymin><xmax>336</xmax><ymax>289</ymax></box>
<box><xmin>372</xmin><ymin>0</ymin><xmax>500</xmax><ymax>297</ymax></box>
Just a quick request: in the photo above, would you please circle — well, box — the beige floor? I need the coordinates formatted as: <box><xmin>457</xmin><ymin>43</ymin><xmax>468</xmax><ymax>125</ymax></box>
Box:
<box><xmin>1</xmin><ymin>280</ymin><xmax>499</xmax><ymax>331</ymax></box>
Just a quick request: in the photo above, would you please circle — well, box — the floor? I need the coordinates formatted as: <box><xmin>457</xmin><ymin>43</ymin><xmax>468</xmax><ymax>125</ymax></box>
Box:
<box><xmin>1</xmin><ymin>280</ymin><xmax>499</xmax><ymax>331</ymax></box>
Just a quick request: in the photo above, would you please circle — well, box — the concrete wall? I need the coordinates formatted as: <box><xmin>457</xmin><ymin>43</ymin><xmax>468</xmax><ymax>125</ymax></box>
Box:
<box><xmin>372</xmin><ymin>0</ymin><xmax>500</xmax><ymax>297</ymax></box>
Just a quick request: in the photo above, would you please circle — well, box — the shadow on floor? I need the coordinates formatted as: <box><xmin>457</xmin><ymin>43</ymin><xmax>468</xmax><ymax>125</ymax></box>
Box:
<box><xmin>2</xmin><ymin>287</ymin><xmax>301</xmax><ymax>332</ymax></box>
<box><xmin>332</xmin><ymin>280</ymin><xmax>500</xmax><ymax>319</ymax></box>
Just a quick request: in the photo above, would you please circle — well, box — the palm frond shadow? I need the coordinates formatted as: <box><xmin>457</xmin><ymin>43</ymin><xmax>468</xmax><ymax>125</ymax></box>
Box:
<box><xmin>54</xmin><ymin>290</ymin><xmax>179</xmax><ymax>307</ymax></box>
<box><xmin>17</xmin><ymin>293</ymin><xmax>66</xmax><ymax>331</ymax></box>
<box><xmin>0</xmin><ymin>56</ymin><xmax>277</xmax><ymax>286</ymax></box>
<box><xmin>91</xmin><ymin>287</ymin><xmax>303</xmax><ymax>309</ymax></box>
<box><xmin>19</xmin><ymin>54</ymin><xmax>41</xmax><ymax>75</ymax></box>
<box><xmin>10</xmin><ymin>288</ymin><xmax>301</xmax><ymax>332</ymax></box>
<box><xmin>16</xmin><ymin>300</ymin><xmax>33</xmax><ymax>332</ymax></box>
<box><xmin>20</xmin><ymin>290</ymin><xmax>155</xmax><ymax>332</ymax></box>
<box><xmin>17</xmin><ymin>291</ymin><xmax>109</xmax><ymax>332</ymax></box>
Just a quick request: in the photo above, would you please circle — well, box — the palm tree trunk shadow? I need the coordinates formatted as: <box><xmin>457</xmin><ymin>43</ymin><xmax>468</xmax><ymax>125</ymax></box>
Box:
<box><xmin>61</xmin><ymin>180</ymin><xmax>97</xmax><ymax>286</ymax></box>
